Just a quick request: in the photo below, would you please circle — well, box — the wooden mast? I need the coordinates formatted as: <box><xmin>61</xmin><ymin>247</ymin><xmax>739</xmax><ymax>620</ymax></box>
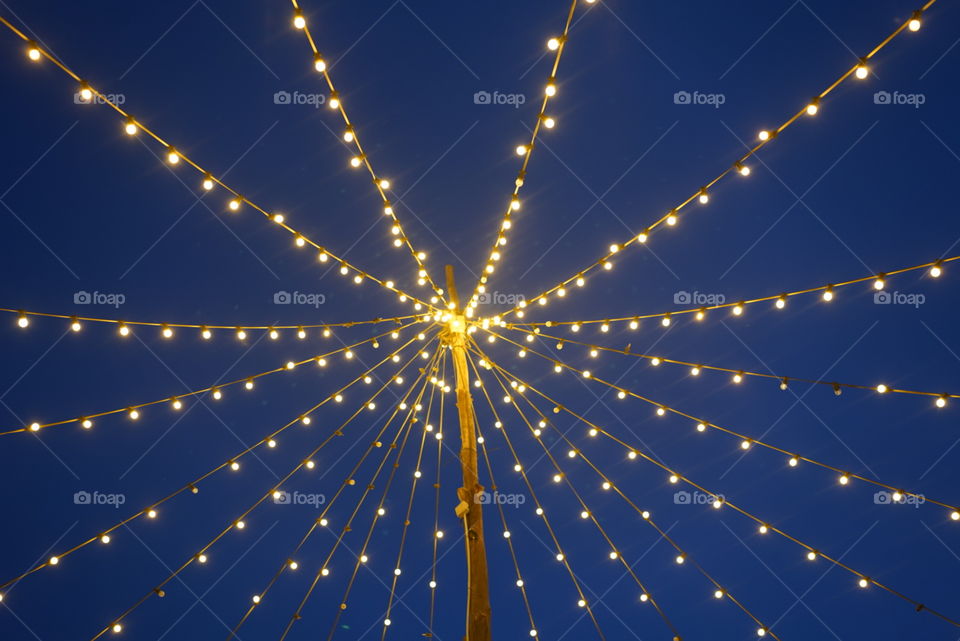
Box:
<box><xmin>443</xmin><ymin>265</ymin><xmax>492</xmax><ymax>641</ymax></box>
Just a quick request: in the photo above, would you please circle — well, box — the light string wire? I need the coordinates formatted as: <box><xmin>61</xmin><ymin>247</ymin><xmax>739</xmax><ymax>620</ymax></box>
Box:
<box><xmin>85</xmin><ymin>328</ymin><xmax>440</xmax><ymax>641</ymax></box>
<box><xmin>0</xmin><ymin>15</ymin><xmax>437</xmax><ymax>313</ymax></box>
<box><xmin>498</xmin><ymin>254</ymin><xmax>957</xmax><ymax>327</ymax></box>
<box><xmin>490</xmin><ymin>0</ymin><xmax>941</xmax><ymax>320</ymax></box>
<box><xmin>426</xmin><ymin>347</ymin><xmax>447</xmax><ymax>635</ymax></box>
<box><xmin>473</xmin><ymin>378</ymin><xmax>544</xmax><ymax>639</ymax></box>
<box><xmin>477</xmin><ymin>342</ymin><xmax>781</xmax><ymax>640</ymax></box>
<box><xmin>465</xmin><ymin>0</ymin><xmax>584</xmax><ymax>313</ymax></box>
<box><xmin>223</xmin><ymin>346</ymin><xmax>440</xmax><ymax>641</ymax></box>
<box><xmin>504</xmin><ymin>324</ymin><xmax>958</xmax><ymax>405</ymax></box>
<box><xmin>5</xmin><ymin>319</ymin><xmax>424</xmax><ymax>436</ymax></box>
<box><xmin>476</xmin><ymin>346</ymin><xmax>960</xmax><ymax>630</ymax></box>
<box><xmin>287</xmin><ymin>0</ymin><xmax>445</xmax><ymax>303</ymax></box>
<box><xmin>464</xmin><ymin>351</ymin><xmax>607</xmax><ymax>640</ymax></box>
<box><xmin>476</xmin><ymin>347</ymin><xmax>687</xmax><ymax>641</ymax></box>
<box><xmin>2</xmin><ymin>306</ymin><xmax>420</xmax><ymax>334</ymax></box>
<box><xmin>483</xmin><ymin>326</ymin><xmax>960</xmax><ymax>518</ymax></box>
<box><xmin>274</xmin><ymin>345</ymin><xmax>443</xmax><ymax>641</ymax></box>
<box><xmin>0</xmin><ymin>326</ymin><xmax>426</xmax><ymax>597</ymax></box>
<box><xmin>376</xmin><ymin>348</ymin><xmax>447</xmax><ymax>640</ymax></box>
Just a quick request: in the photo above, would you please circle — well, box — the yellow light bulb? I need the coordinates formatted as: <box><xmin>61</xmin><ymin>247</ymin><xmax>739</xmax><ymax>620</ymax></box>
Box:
<box><xmin>17</xmin><ymin>314</ymin><xmax>29</xmax><ymax>328</ymax></box>
<box><xmin>545</xmin><ymin>82</ymin><xmax>557</xmax><ymax>97</ymax></box>
<box><xmin>855</xmin><ymin>64</ymin><xmax>869</xmax><ymax>80</ymax></box>
<box><xmin>806</xmin><ymin>100</ymin><xmax>819</xmax><ymax>116</ymax></box>
<box><xmin>27</xmin><ymin>44</ymin><xmax>42</xmax><ymax>61</ymax></box>
<box><xmin>547</xmin><ymin>37</ymin><xmax>560</xmax><ymax>51</ymax></box>
<box><xmin>543</xmin><ymin>116</ymin><xmax>556</xmax><ymax>128</ymax></box>
<box><xmin>202</xmin><ymin>176</ymin><xmax>214</xmax><ymax>191</ymax></box>
<box><xmin>293</xmin><ymin>12</ymin><xmax>306</xmax><ymax>29</ymax></box>
<box><xmin>314</xmin><ymin>56</ymin><xmax>326</xmax><ymax>72</ymax></box>
<box><xmin>167</xmin><ymin>148</ymin><xmax>179</xmax><ymax>164</ymax></box>
<box><xmin>758</xmin><ymin>130</ymin><xmax>770</xmax><ymax>141</ymax></box>
<box><xmin>908</xmin><ymin>12</ymin><xmax>921</xmax><ymax>31</ymax></box>
<box><xmin>124</xmin><ymin>119</ymin><xmax>138</xmax><ymax>136</ymax></box>
<box><xmin>228</xmin><ymin>198</ymin><xmax>241</xmax><ymax>211</ymax></box>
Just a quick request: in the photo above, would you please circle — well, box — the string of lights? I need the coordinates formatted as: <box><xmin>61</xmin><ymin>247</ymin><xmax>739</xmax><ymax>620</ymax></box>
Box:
<box><xmin>464</xmin><ymin>353</ymin><xmax>607</xmax><ymax>640</ymax></box>
<box><xmin>482</xmin><ymin>327</ymin><xmax>960</xmax><ymax>519</ymax></box>
<box><xmin>476</xmin><ymin>346</ymin><xmax>792</xmax><ymax>638</ymax></box>
<box><xmin>464</xmin><ymin>0</ymin><xmax>589</xmax><ymax>314</ymax></box>
<box><xmin>321</xmin><ymin>366</ymin><xmax>436</xmax><ymax>641</ymax></box>
<box><xmin>0</xmin><ymin>15</ymin><xmax>438</xmax><ymax>312</ymax></box>
<box><xmin>476</xmin><ymin>350</ymin><xmax>960</xmax><ymax>630</ymax></box>
<box><xmin>497</xmin><ymin>254</ymin><xmax>956</xmax><ymax>325</ymax></box>
<box><xmin>489</xmin><ymin>0</ymin><xmax>940</xmax><ymax>320</ymax></box>
<box><xmin>274</xmin><ymin>348</ymin><xmax>443</xmax><ymax>641</ymax></box>
<box><xmin>479</xmin><ymin>352</ymin><xmax>719</xmax><ymax>641</ymax></box>
<box><xmin>287</xmin><ymin>0</ymin><xmax>445</xmax><ymax>302</ymax></box>
<box><xmin>473</xmin><ymin>396</ymin><xmax>541</xmax><ymax>639</ymax></box>
<box><xmin>376</xmin><ymin>352</ymin><xmax>447</xmax><ymax>640</ymax></box>
<box><xmin>503</xmin><ymin>324</ymin><xmax>958</xmax><ymax>406</ymax></box>
<box><xmin>0</xmin><ymin>329</ymin><xmax>428</xmax><ymax>599</ymax></box>
<box><xmin>3</xmin><ymin>306</ymin><xmax>421</xmax><ymax>336</ymax></box>
<box><xmin>5</xmin><ymin>319</ymin><xmax>425</xmax><ymax>436</ymax></box>
<box><xmin>426</xmin><ymin>358</ymin><xmax>447</xmax><ymax>636</ymax></box>
<box><xmin>224</xmin><ymin>348</ymin><xmax>441</xmax><ymax>641</ymax></box>
<box><xmin>84</xmin><ymin>333</ymin><xmax>441</xmax><ymax>641</ymax></box>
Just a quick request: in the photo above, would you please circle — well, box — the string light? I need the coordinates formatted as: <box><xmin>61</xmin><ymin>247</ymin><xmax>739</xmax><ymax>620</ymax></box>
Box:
<box><xmin>487</xmin><ymin>5</ymin><xmax>944</xmax><ymax>320</ymax></box>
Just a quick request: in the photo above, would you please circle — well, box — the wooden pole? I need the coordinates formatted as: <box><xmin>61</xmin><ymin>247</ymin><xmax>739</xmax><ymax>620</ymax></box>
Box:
<box><xmin>444</xmin><ymin>265</ymin><xmax>492</xmax><ymax>641</ymax></box>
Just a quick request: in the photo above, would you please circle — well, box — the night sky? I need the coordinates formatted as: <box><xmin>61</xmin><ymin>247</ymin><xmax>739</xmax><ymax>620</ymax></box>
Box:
<box><xmin>1</xmin><ymin>1</ymin><xmax>959</xmax><ymax>640</ymax></box>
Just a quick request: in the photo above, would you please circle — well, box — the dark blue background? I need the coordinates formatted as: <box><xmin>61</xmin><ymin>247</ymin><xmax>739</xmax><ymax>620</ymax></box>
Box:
<box><xmin>1</xmin><ymin>1</ymin><xmax>959</xmax><ymax>639</ymax></box>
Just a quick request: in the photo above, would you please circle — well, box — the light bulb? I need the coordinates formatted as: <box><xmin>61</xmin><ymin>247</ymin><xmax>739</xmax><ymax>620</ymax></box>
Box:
<box><xmin>930</xmin><ymin>262</ymin><xmax>943</xmax><ymax>278</ymax></box>
<box><xmin>167</xmin><ymin>148</ymin><xmax>180</xmax><ymax>164</ymax></box>
<box><xmin>112</xmin><ymin>624</ymin><xmax>122</xmax><ymax>634</ymax></box>
<box><xmin>737</xmin><ymin>163</ymin><xmax>750</xmax><ymax>176</ymax></box>
<box><xmin>547</xmin><ymin>37</ymin><xmax>561</xmax><ymax>50</ymax></box>
<box><xmin>936</xmin><ymin>396</ymin><xmax>947</xmax><ymax>408</ymax></box>
<box><xmin>516</xmin><ymin>144</ymin><xmax>528</xmax><ymax>156</ymax></box>
<box><xmin>129</xmin><ymin>409</ymin><xmax>140</xmax><ymax>420</ymax></box>
<box><xmin>27</xmin><ymin>43</ymin><xmax>42</xmax><ymax>61</ymax></box>
<box><xmin>202</xmin><ymin>175</ymin><xmax>214</xmax><ymax>191</ymax></box>
<box><xmin>228</xmin><ymin>198</ymin><xmax>241</xmax><ymax>211</ymax></box>
<box><xmin>775</xmin><ymin>296</ymin><xmax>786</xmax><ymax>309</ymax></box>
<box><xmin>698</xmin><ymin>189</ymin><xmax>709</xmax><ymax>204</ymax></box>
<box><xmin>100</xmin><ymin>534</ymin><xmax>111</xmax><ymax>544</ymax></box>
<box><xmin>908</xmin><ymin>12</ymin><xmax>921</xmax><ymax>31</ymax></box>
<box><xmin>876</xmin><ymin>384</ymin><xmax>888</xmax><ymax>394</ymax></box>
<box><xmin>822</xmin><ymin>287</ymin><xmax>834</xmax><ymax>302</ymax></box>
<box><xmin>17</xmin><ymin>314</ymin><xmax>29</xmax><ymax>328</ymax></box>
<box><xmin>161</xmin><ymin>325</ymin><xmax>173</xmax><ymax>338</ymax></box>
<box><xmin>758</xmin><ymin>130</ymin><xmax>770</xmax><ymax>141</ymax></box>
<box><xmin>855</xmin><ymin>64</ymin><xmax>869</xmax><ymax>80</ymax></box>
<box><xmin>543</xmin><ymin>116</ymin><xmax>556</xmax><ymax>128</ymax></box>
<box><xmin>313</xmin><ymin>55</ymin><xmax>326</xmax><ymax>72</ymax></box>
<box><xmin>82</xmin><ymin>419</ymin><xmax>93</xmax><ymax>429</ymax></box>
<box><xmin>545</xmin><ymin>82</ymin><xmax>557</xmax><ymax>97</ymax></box>
<box><xmin>273</xmin><ymin>213</ymin><xmax>285</xmax><ymax>224</ymax></box>
<box><xmin>666</xmin><ymin>213</ymin><xmax>678</xmax><ymax>226</ymax></box>
<box><xmin>293</xmin><ymin>11</ymin><xmax>306</xmax><ymax>28</ymax></box>
<box><xmin>806</xmin><ymin>99</ymin><xmax>819</xmax><ymax>116</ymax></box>
<box><xmin>124</xmin><ymin>119</ymin><xmax>137</xmax><ymax>136</ymax></box>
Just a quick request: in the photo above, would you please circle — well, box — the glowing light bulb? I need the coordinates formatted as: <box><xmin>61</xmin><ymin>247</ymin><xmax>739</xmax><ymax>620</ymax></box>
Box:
<box><xmin>806</xmin><ymin>551</ymin><xmax>817</xmax><ymax>561</ymax></box>
<box><xmin>161</xmin><ymin>325</ymin><xmax>173</xmax><ymax>339</ymax></box>
<box><xmin>675</xmin><ymin>555</ymin><xmax>685</xmax><ymax>565</ymax></box>
<box><xmin>27</xmin><ymin>43</ymin><xmax>42</xmax><ymax>61</ymax></box>
<box><xmin>545</xmin><ymin>82</ymin><xmax>557</xmax><ymax>97</ymax></box>
<box><xmin>547</xmin><ymin>37</ymin><xmax>561</xmax><ymax>51</ymax></box>
<box><xmin>775</xmin><ymin>296</ymin><xmax>786</xmax><ymax>309</ymax></box>
<box><xmin>350</xmin><ymin>156</ymin><xmax>363</xmax><ymax>168</ymax></box>
<box><xmin>543</xmin><ymin>116</ymin><xmax>556</xmax><ymax>128</ymax></box>
<box><xmin>806</xmin><ymin>99</ymin><xmax>819</xmax><ymax>116</ymax></box>
<box><xmin>822</xmin><ymin>287</ymin><xmax>834</xmax><ymax>302</ymax></box>
<box><xmin>167</xmin><ymin>148</ymin><xmax>180</xmax><ymax>165</ymax></box>
<box><xmin>732</xmin><ymin>304</ymin><xmax>744</xmax><ymax>316</ymax></box>
<box><xmin>758</xmin><ymin>130</ymin><xmax>770</xmax><ymax>141</ymax></box>
<box><xmin>789</xmin><ymin>456</ymin><xmax>799</xmax><ymax>467</ymax></box>
<box><xmin>666</xmin><ymin>212</ymin><xmax>678</xmax><ymax>226</ymax></box>
<box><xmin>100</xmin><ymin>534</ymin><xmax>111</xmax><ymax>544</ymax></box>
<box><xmin>293</xmin><ymin>11</ymin><xmax>306</xmax><ymax>28</ymax></box>
<box><xmin>855</xmin><ymin>63</ymin><xmax>869</xmax><ymax>80</ymax></box>
<box><xmin>128</xmin><ymin>409</ymin><xmax>140</xmax><ymax>420</ymax></box>
<box><xmin>228</xmin><ymin>198</ymin><xmax>241</xmax><ymax>211</ymax></box>
<box><xmin>273</xmin><ymin>213</ymin><xmax>285</xmax><ymax>224</ymax></box>
<box><xmin>313</xmin><ymin>55</ymin><xmax>326</xmax><ymax>72</ymax></box>
<box><xmin>147</xmin><ymin>509</ymin><xmax>157</xmax><ymax>518</ymax></box>
<box><xmin>714</xmin><ymin>589</ymin><xmax>724</xmax><ymax>599</ymax></box>
<box><xmin>908</xmin><ymin>11</ymin><xmax>922</xmax><ymax>31</ymax></box>
<box><xmin>171</xmin><ymin>398</ymin><xmax>182</xmax><ymax>411</ymax></box>
<box><xmin>78</xmin><ymin>84</ymin><xmax>93</xmax><ymax>102</ymax></box>
<box><xmin>112</xmin><ymin>624</ymin><xmax>122</xmax><ymax>634</ymax></box>
<box><xmin>230</xmin><ymin>461</ymin><xmax>240</xmax><ymax>471</ymax></box>
<box><xmin>936</xmin><ymin>396</ymin><xmax>947</xmax><ymax>408</ymax></box>
<box><xmin>737</xmin><ymin>163</ymin><xmax>750</xmax><ymax>176</ymax></box>
<box><xmin>876</xmin><ymin>384</ymin><xmax>888</xmax><ymax>394</ymax></box>
<box><xmin>236</xmin><ymin>328</ymin><xmax>247</xmax><ymax>341</ymax></box>
<box><xmin>17</xmin><ymin>314</ymin><xmax>29</xmax><ymax>328</ymax></box>
<box><xmin>70</xmin><ymin>319</ymin><xmax>82</xmax><ymax>332</ymax></box>
<box><xmin>698</xmin><ymin>189</ymin><xmax>709</xmax><ymax>204</ymax></box>
<box><xmin>124</xmin><ymin>119</ymin><xmax>138</xmax><ymax>136</ymax></box>
<box><xmin>289</xmin><ymin>560</ymin><xmax>298</xmax><ymax>570</ymax></box>
<box><xmin>930</xmin><ymin>262</ymin><xmax>943</xmax><ymax>278</ymax></box>
<box><xmin>82</xmin><ymin>419</ymin><xmax>93</xmax><ymax>429</ymax></box>
<box><xmin>202</xmin><ymin>175</ymin><xmax>214</xmax><ymax>191</ymax></box>
<box><xmin>839</xmin><ymin>474</ymin><xmax>850</xmax><ymax>485</ymax></box>
<box><xmin>759</xmin><ymin>524</ymin><xmax>769</xmax><ymax>534</ymax></box>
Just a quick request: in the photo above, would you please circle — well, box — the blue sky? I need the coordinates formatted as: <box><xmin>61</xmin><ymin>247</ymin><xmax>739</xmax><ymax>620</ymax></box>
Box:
<box><xmin>0</xmin><ymin>1</ymin><xmax>959</xmax><ymax>639</ymax></box>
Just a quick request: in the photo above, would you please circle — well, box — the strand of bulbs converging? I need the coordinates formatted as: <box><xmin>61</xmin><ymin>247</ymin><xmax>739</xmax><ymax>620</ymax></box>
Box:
<box><xmin>474</xmin><ymin>345</ymin><xmax>960</xmax><ymax>633</ymax></box>
<box><xmin>478</xmin><ymin>1</ymin><xmax>937</xmax><ymax>322</ymax></box>
<box><xmin>481</xmin><ymin>327</ymin><xmax>960</xmax><ymax>521</ymax></box>
<box><xmin>464</xmin><ymin>0</ymin><xmax>594</xmax><ymax>316</ymax></box>
<box><xmin>0</xmin><ymin>15</ymin><xmax>440</xmax><ymax>313</ymax></box>
<box><xmin>7</xmin><ymin>321</ymin><xmax>427</xmax><ymax>436</ymax></box>
<box><xmin>0</xmin><ymin>330</ymin><xmax>433</xmax><ymax>602</ymax></box>
<box><xmin>287</xmin><ymin>0</ymin><xmax>446</xmax><ymax>302</ymax></box>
